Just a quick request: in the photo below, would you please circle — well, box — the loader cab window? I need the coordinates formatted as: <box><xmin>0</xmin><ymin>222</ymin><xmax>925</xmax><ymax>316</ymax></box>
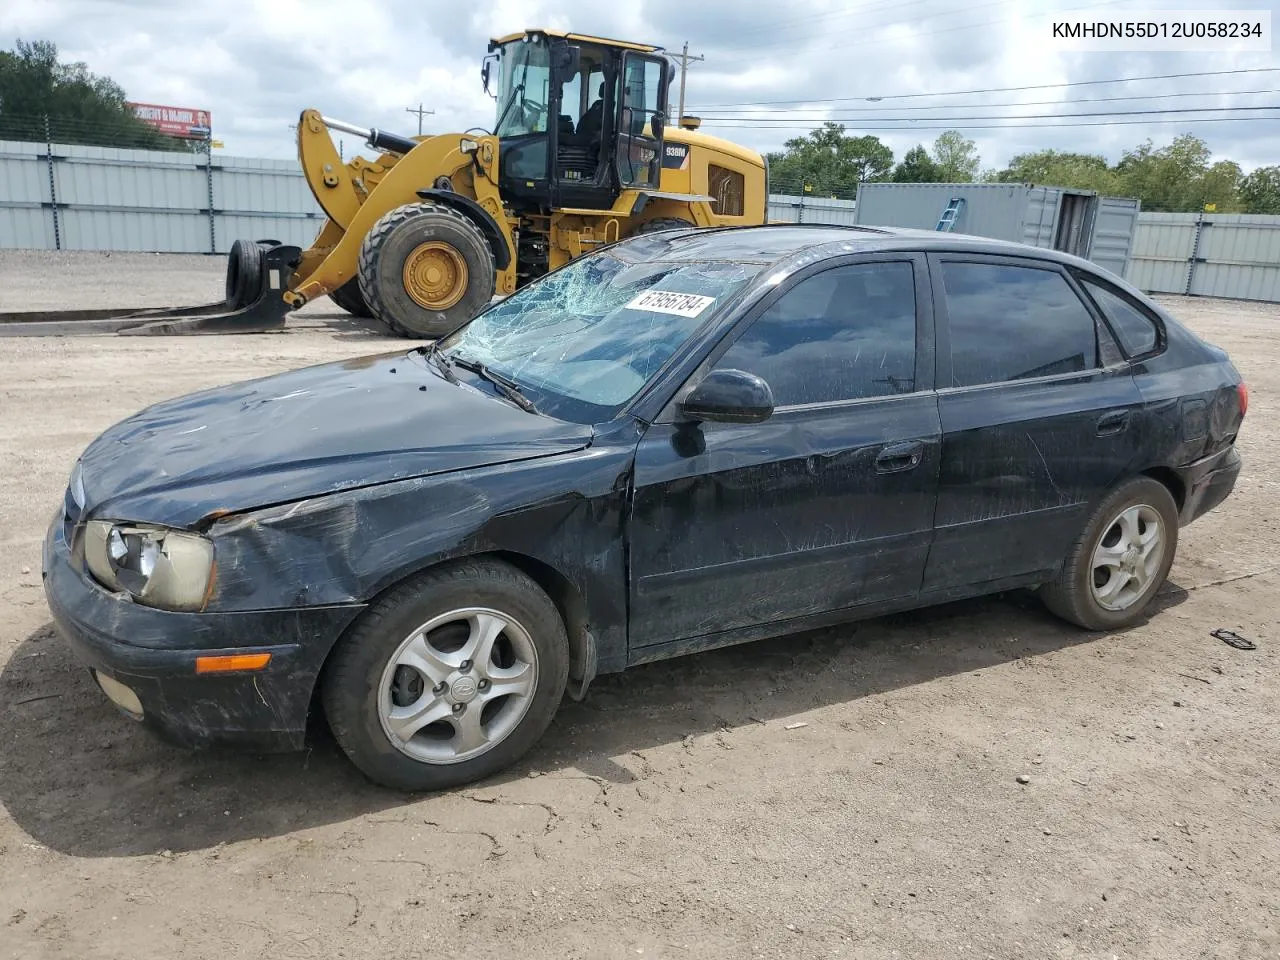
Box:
<box><xmin>554</xmin><ymin>51</ymin><xmax>611</xmax><ymax>185</ymax></box>
<box><xmin>494</xmin><ymin>35</ymin><xmax>553</xmax><ymax>184</ymax></box>
<box><xmin>616</xmin><ymin>53</ymin><xmax>668</xmax><ymax>189</ymax></box>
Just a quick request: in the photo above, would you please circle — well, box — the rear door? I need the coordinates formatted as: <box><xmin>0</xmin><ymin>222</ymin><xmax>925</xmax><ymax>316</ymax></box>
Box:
<box><xmin>627</xmin><ymin>253</ymin><xmax>942</xmax><ymax>650</ymax></box>
<box><xmin>921</xmin><ymin>252</ymin><xmax>1144</xmax><ymax>595</ymax></box>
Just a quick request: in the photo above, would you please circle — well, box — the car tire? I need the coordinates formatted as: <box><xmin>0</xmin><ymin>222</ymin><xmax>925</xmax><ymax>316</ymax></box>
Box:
<box><xmin>357</xmin><ymin>201</ymin><xmax>496</xmax><ymax>340</ymax></box>
<box><xmin>320</xmin><ymin>558</ymin><xmax>570</xmax><ymax>792</ymax></box>
<box><xmin>1040</xmin><ymin>476</ymin><xmax>1180</xmax><ymax>631</ymax></box>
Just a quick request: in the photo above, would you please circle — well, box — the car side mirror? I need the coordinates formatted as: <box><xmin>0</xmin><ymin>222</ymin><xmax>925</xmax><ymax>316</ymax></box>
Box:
<box><xmin>679</xmin><ymin>369</ymin><xmax>774</xmax><ymax>424</ymax></box>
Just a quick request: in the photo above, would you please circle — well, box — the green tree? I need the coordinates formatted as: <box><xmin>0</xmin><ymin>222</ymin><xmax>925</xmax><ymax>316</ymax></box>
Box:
<box><xmin>892</xmin><ymin>144</ymin><xmax>940</xmax><ymax>182</ymax></box>
<box><xmin>992</xmin><ymin>149</ymin><xmax>1122</xmax><ymax>194</ymax></box>
<box><xmin>1239</xmin><ymin>165</ymin><xmax>1280</xmax><ymax>214</ymax></box>
<box><xmin>0</xmin><ymin>39</ymin><xmax>192</xmax><ymax>150</ymax></box>
<box><xmin>931</xmin><ymin>130</ymin><xmax>980</xmax><ymax>181</ymax></box>
<box><xmin>1115</xmin><ymin>134</ymin><xmax>1239</xmax><ymax>212</ymax></box>
<box><xmin>765</xmin><ymin>122</ymin><xmax>894</xmax><ymax>198</ymax></box>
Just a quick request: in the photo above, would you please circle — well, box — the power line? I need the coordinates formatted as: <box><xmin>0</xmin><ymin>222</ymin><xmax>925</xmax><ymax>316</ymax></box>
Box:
<box><xmin>701</xmin><ymin>87</ymin><xmax>1280</xmax><ymax>116</ymax></box>
<box><xmin>405</xmin><ymin>102</ymin><xmax>434</xmax><ymax>136</ymax></box>
<box><xmin>699</xmin><ymin>105</ymin><xmax>1280</xmax><ymax>124</ymax></box>
<box><xmin>690</xmin><ymin>67</ymin><xmax>1280</xmax><ymax>110</ymax></box>
<box><xmin>703</xmin><ymin>115</ymin><xmax>1280</xmax><ymax>131</ymax></box>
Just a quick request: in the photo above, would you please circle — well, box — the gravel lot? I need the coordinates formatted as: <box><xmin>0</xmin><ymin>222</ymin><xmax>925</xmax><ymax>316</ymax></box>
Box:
<box><xmin>1</xmin><ymin>251</ymin><xmax>1277</xmax><ymax>960</ymax></box>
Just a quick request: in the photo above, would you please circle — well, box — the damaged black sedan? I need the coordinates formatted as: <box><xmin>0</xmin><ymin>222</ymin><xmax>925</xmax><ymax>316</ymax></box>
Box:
<box><xmin>43</xmin><ymin>224</ymin><xmax>1247</xmax><ymax>791</ymax></box>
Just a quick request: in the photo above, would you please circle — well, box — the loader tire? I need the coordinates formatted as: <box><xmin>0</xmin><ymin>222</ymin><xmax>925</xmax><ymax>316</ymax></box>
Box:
<box><xmin>358</xmin><ymin>201</ymin><xmax>496</xmax><ymax>339</ymax></box>
<box><xmin>225</xmin><ymin>239</ymin><xmax>265</xmax><ymax>309</ymax></box>
<box><xmin>328</xmin><ymin>277</ymin><xmax>372</xmax><ymax>318</ymax></box>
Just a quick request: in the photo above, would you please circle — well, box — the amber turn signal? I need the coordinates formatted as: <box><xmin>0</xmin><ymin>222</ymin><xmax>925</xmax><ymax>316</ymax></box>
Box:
<box><xmin>195</xmin><ymin>653</ymin><xmax>272</xmax><ymax>674</ymax></box>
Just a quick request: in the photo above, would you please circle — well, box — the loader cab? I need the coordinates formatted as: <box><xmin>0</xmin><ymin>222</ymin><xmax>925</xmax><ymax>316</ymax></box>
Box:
<box><xmin>485</xmin><ymin>31</ymin><xmax>673</xmax><ymax>212</ymax></box>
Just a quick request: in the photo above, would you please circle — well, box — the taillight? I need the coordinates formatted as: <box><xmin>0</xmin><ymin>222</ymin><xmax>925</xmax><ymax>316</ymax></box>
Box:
<box><xmin>1238</xmin><ymin>382</ymin><xmax>1249</xmax><ymax>418</ymax></box>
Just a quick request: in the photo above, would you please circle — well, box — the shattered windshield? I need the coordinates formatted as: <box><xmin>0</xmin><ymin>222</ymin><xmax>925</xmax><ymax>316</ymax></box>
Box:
<box><xmin>437</xmin><ymin>252</ymin><xmax>761</xmax><ymax>423</ymax></box>
<box><xmin>495</xmin><ymin>38</ymin><xmax>551</xmax><ymax>138</ymax></box>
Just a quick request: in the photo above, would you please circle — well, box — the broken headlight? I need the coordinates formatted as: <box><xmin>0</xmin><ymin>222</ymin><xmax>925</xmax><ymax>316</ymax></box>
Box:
<box><xmin>83</xmin><ymin>521</ymin><xmax>215</xmax><ymax>612</ymax></box>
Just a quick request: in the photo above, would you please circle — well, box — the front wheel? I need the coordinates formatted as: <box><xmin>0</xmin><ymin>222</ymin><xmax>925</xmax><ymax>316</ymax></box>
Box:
<box><xmin>1040</xmin><ymin>476</ymin><xmax>1180</xmax><ymax>630</ymax></box>
<box><xmin>357</xmin><ymin>201</ymin><xmax>496</xmax><ymax>339</ymax></box>
<box><xmin>320</xmin><ymin>559</ymin><xmax>570</xmax><ymax>791</ymax></box>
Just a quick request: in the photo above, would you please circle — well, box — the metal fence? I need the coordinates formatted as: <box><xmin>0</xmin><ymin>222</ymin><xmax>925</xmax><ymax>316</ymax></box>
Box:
<box><xmin>6</xmin><ymin>139</ymin><xmax>1280</xmax><ymax>304</ymax></box>
<box><xmin>1126</xmin><ymin>212</ymin><xmax>1280</xmax><ymax>302</ymax></box>
<box><xmin>0</xmin><ymin>138</ymin><xmax>323</xmax><ymax>254</ymax></box>
<box><xmin>766</xmin><ymin>193</ymin><xmax>859</xmax><ymax>225</ymax></box>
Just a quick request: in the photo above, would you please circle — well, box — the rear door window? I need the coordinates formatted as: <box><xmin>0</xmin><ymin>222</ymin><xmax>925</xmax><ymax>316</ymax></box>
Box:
<box><xmin>713</xmin><ymin>261</ymin><xmax>918</xmax><ymax>405</ymax></box>
<box><xmin>940</xmin><ymin>261</ymin><xmax>1099</xmax><ymax>387</ymax></box>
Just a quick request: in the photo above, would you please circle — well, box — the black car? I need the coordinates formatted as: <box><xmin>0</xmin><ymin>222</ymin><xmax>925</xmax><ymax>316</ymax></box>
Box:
<box><xmin>42</xmin><ymin>224</ymin><xmax>1247</xmax><ymax>791</ymax></box>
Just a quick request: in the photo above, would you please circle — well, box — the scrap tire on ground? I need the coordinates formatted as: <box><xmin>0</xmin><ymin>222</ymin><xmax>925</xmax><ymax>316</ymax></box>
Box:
<box><xmin>357</xmin><ymin>201</ymin><xmax>496</xmax><ymax>340</ymax></box>
<box><xmin>634</xmin><ymin>217</ymin><xmax>696</xmax><ymax>235</ymax></box>
<box><xmin>225</xmin><ymin>239</ymin><xmax>265</xmax><ymax>309</ymax></box>
<box><xmin>328</xmin><ymin>277</ymin><xmax>372</xmax><ymax>318</ymax></box>
<box><xmin>1039</xmin><ymin>475</ymin><xmax>1180</xmax><ymax>631</ymax></box>
<box><xmin>320</xmin><ymin>558</ymin><xmax>571</xmax><ymax>792</ymax></box>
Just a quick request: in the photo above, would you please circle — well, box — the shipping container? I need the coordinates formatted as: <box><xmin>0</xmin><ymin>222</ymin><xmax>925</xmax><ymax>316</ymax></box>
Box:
<box><xmin>850</xmin><ymin>182</ymin><xmax>1141</xmax><ymax>280</ymax></box>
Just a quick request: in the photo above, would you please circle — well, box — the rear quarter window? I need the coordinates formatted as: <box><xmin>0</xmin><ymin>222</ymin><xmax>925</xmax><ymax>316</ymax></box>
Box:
<box><xmin>1078</xmin><ymin>277</ymin><xmax>1161</xmax><ymax>358</ymax></box>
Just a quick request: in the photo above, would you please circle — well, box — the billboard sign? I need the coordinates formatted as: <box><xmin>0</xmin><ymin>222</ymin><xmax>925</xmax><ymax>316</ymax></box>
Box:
<box><xmin>128</xmin><ymin>102</ymin><xmax>212</xmax><ymax>139</ymax></box>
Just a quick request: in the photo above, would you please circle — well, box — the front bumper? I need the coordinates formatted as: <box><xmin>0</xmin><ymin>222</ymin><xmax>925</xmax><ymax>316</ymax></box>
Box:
<box><xmin>1178</xmin><ymin>444</ymin><xmax>1243</xmax><ymax>526</ymax></box>
<box><xmin>41</xmin><ymin>510</ymin><xmax>365</xmax><ymax>752</ymax></box>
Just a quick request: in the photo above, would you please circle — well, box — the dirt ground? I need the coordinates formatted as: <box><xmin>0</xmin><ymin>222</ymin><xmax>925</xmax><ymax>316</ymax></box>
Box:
<box><xmin>1</xmin><ymin>251</ymin><xmax>1277</xmax><ymax>960</ymax></box>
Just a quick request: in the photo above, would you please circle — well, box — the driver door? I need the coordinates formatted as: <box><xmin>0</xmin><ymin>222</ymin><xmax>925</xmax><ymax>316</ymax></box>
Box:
<box><xmin>616</xmin><ymin>52</ymin><xmax>668</xmax><ymax>189</ymax></box>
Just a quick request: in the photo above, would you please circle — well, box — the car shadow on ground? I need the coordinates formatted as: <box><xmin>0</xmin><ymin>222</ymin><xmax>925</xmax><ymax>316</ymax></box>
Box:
<box><xmin>0</xmin><ymin>583</ymin><xmax>1188</xmax><ymax>859</ymax></box>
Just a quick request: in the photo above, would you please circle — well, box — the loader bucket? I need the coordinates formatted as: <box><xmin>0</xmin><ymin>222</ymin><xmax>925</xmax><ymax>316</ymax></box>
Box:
<box><xmin>0</xmin><ymin>241</ymin><xmax>300</xmax><ymax>337</ymax></box>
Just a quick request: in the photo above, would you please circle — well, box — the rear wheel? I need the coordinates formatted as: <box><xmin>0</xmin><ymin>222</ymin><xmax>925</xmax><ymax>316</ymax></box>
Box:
<box><xmin>357</xmin><ymin>201</ymin><xmax>495</xmax><ymax>339</ymax></box>
<box><xmin>328</xmin><ymin>277</ymin><xmax>371</xmax><ymax>318</ymax></box>
<box><xmin>1040</xmin><ymin>476</ymin><xmax>1179</xmax><ymax>630</ymax></box>
<box><xmin>320</xmin><ymin>559</ymin><xmax>570</xmax><ymax>791</ymax></box>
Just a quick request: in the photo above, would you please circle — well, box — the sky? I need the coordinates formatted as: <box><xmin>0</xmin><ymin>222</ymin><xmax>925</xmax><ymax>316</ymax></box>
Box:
<box><xmin>5</xmin><ymin>0</ymin><xmax>1279</xmax><ymax>175</ymax></box>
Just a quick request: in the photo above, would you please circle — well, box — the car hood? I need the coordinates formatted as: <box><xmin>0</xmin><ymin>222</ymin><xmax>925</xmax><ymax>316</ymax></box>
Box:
<box><xmin>75</xmin><ymin>350</ymin><xmax>594</xmax><ymax>528</ymax></box>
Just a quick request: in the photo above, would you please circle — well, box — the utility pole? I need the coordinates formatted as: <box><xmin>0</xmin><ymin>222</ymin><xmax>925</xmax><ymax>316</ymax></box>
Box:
<box><xmin>674</xmin><ymin>41</ymin><xmax>704</xmax><ymax>123</ymax></box>
<box><xmin>405</xmin><ymin>102</ymin><xmax>435</xmax><ymax>136</ymax></box>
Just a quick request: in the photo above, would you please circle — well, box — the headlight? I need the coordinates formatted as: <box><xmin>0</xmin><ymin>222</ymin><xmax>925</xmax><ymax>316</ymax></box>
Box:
<box><xmin>83</xmin><ymin>521</ymin><xmax>215</xmax><ymax>612</ymax></box>
<box><xmin>69</xmin><ymin>461</ymin><xmax>86</xmax><ymax>510</ymax></box>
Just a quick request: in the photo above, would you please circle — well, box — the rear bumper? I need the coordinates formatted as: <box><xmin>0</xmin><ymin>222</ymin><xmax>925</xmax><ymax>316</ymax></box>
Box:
<box><xmin>1178</xmin><ymin>445</ymin><xmax>1242</xmax><ymax>525</ymax></box>
<box><xmin>40</xmin><ymin>510</ymin><xmax>364</xmax><ymax>752</ymax></box>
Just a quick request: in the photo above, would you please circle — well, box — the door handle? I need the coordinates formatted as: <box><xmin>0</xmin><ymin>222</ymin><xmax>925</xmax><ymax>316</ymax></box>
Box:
<box><xmin>875</xmin><ymin>440</ymin><xmax>925</xmax><ymax>474</ymax></box>
<box><xmin>1097</xmin><ymin>409</ymin><xmax>1131</xmax><ymax>436</ymax></box>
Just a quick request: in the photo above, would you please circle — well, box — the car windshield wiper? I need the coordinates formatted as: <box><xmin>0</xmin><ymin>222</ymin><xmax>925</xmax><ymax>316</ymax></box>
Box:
<box><xmin>422</xmin><ymin>343</ymin><xmax>459</xmax><ymax>384</ymax></box>
<box><xmin>450</xmin><ymin>356</ymin><xmax>538</xmax><ymax>414</ymax></box>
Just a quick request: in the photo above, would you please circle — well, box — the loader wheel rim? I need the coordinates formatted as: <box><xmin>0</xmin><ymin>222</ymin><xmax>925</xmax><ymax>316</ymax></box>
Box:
<box><xmin>402</xmin><ymin>242</ymin><xmax>469</xmax><ymax>311</ymax></box>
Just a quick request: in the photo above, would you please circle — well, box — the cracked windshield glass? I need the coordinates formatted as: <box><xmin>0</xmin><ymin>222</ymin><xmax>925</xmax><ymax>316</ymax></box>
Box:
<box><xmin>437</xmin><ymin>252</ymin><xmax>762</xmax><ymax>422</ymax></box>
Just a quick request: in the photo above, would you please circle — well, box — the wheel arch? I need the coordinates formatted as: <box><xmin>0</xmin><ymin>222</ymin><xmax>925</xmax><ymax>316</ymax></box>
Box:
<box><xmin>1140</xmin><ymin>466</ymin><xmax>1186</xmax><ymax>512</ymax></box>
<box><xmin>311</xmin><ymin>548</ymin><xmax>598</xmax><ymax>712</ymax></box>
<box><xmin>415</xmin><ymin>188</ymin><xmax>512</xmax><ymax>270</ymax></box>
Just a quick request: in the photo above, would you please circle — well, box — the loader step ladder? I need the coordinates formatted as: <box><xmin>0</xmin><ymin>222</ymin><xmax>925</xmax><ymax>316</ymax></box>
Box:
<box><xmin>936</xmin><ymin>197</ymin><xmax>965</xmax><ymax>232</ymax></box>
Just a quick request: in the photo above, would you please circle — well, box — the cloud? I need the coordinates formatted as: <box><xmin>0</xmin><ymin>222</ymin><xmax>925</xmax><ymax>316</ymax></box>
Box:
<box><xmin>5</xmin><ymin>0</ymin><xmax>1278</xmax><ymax>171</ymax></box>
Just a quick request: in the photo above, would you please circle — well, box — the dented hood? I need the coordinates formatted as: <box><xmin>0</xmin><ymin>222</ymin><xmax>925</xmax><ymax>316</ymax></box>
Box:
<box><xmin>75</xmin><ymin>350</ymin><xmax>594</xmax><ymax>528</ymax></box>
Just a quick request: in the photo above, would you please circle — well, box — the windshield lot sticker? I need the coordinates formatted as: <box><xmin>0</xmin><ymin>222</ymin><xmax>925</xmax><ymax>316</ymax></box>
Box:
<box><xmin>625</xmin><ymin>291</ymin><xmax>717</xmax><ymax>318</ymax></box>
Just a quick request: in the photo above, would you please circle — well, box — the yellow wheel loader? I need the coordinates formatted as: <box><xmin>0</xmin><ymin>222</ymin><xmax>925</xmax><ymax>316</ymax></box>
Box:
<box><xmin>1</xmin><ymin>28</ymin><xmax>769</xmax><ymax>338</ymax></box>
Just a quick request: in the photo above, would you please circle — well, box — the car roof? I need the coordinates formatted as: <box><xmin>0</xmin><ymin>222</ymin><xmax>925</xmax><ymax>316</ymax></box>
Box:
<box><xmin>614</xmin><ymin>223</ymin><xmax>1100</xmax><ymax>273</ymax></box>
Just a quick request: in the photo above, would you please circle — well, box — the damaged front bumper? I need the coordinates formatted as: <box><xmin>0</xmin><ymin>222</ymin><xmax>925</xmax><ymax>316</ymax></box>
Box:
<box><xmin>40</xmin><ymin>511</ymin><xmax>365</xmax><ymax>753</ymax></box>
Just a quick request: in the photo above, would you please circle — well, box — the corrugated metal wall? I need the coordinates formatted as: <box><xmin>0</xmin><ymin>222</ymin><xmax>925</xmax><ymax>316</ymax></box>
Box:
<box><xmin>7</xmin><ymin>141</ymin><xmax>1280</xmax><ymax>302</ymax></box>
<box><xmin>0</xmin><ymin>139</ymin><xmax>324</xmax><ymax>253</ymax></box>
<box><xmin>766</xmin><ymin>194</ymin><xmax>858</xmax><ymax>224</ymax></box>
<box><xmin>1126</xmin><ymin>212</ymin><xmax>1280</xmax><ymax>302</ymax></box>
